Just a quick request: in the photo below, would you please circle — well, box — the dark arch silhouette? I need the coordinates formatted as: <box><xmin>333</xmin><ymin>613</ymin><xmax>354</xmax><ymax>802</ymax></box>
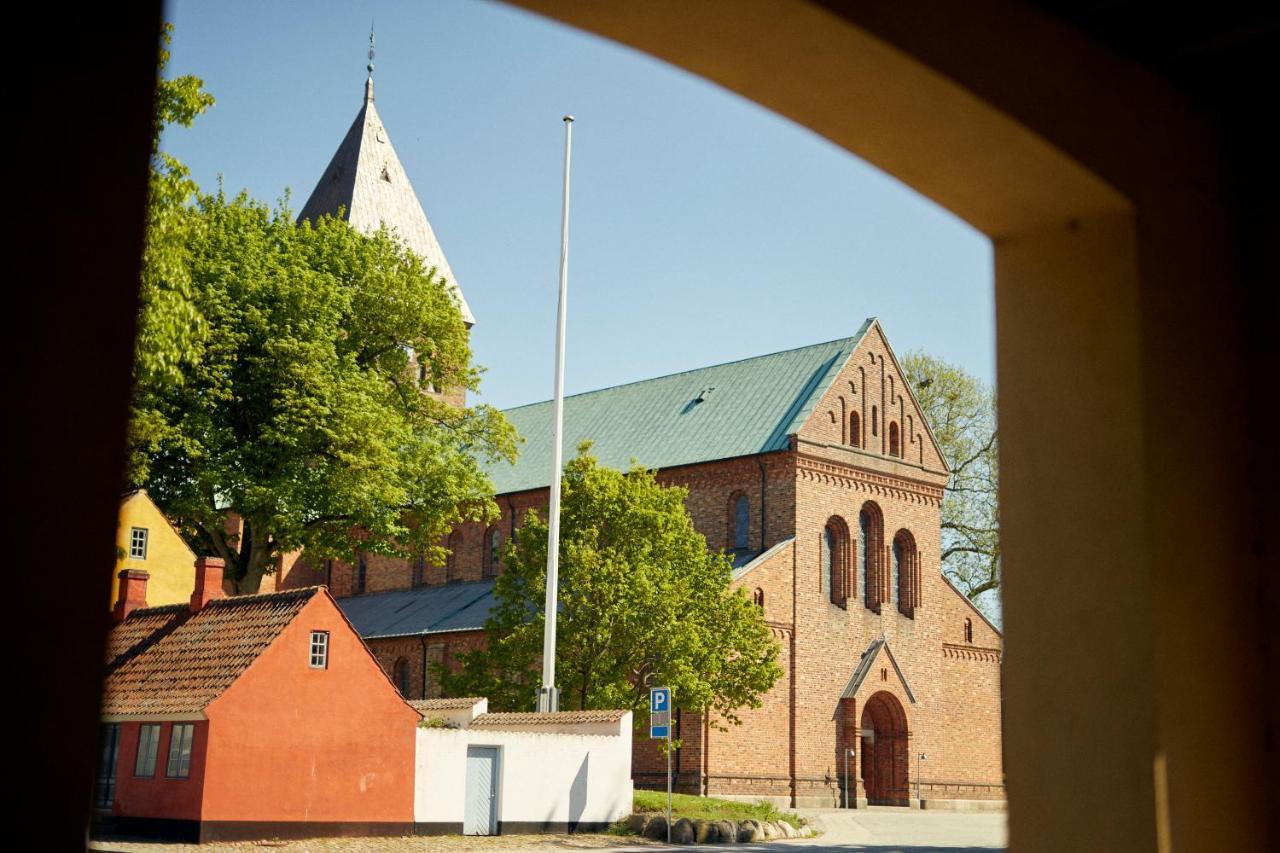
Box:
<box><xmin>860</xmin><ymin>690</ymin><xmax>910</xmax><ymax>806</ymax></box>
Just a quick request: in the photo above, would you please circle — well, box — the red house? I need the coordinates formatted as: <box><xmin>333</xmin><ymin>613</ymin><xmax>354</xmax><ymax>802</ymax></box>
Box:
<box><xmin>94</xmin><ymin>558</ymin><xmax>420</xmax><ymax>842</ymax></box>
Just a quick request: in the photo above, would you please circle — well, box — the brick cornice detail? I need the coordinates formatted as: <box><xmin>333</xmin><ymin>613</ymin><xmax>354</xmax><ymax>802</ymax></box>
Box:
<box><xmin>942</xmin><ymin>643</ymin><xmax>1001</xmax><ymax>662</ymax></box>
<box><xmin>795</xmin><ymin>455</ymin><xmax>944</xmax><ymax>506</ymax></box>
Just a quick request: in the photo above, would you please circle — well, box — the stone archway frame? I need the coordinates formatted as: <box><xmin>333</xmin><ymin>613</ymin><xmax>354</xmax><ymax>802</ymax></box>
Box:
<box><xmin>501</xmin><ymin>3</ymin><xmax>1269</xmax><ymax>845</ymax></box>
<box><xmin>504</xmin><ymin>4</ymin><xmax>1268</xmax><ymax>851</ymax></box>
<box><xmin>860</xmin><ymin>690</ymin><xmax>911</xmax><ymax>807</ymax></box>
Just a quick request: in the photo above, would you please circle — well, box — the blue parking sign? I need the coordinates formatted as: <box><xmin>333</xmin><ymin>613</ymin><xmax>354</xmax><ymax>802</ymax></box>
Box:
<box><xmin>649</xmin><ymin>687</ymin><xmax>671</xmax><ymax>739</ymax></box>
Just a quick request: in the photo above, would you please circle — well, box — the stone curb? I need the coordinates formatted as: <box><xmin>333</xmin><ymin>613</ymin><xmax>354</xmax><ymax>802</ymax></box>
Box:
<box><xmin>627</xmin><ymin>814</ymin><xmax>813</xmax><ymax>844</ymax></box>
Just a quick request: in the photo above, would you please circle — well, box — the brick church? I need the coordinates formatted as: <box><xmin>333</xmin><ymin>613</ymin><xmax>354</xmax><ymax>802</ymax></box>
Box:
<box><xmin>279</xmin><ymin>70</ymin><xmax>1004</xmax><ymax>809</ymax></box>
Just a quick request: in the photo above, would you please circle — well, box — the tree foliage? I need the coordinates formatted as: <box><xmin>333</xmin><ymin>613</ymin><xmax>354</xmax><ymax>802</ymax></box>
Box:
<box><xmin>441</xmin><ymin>446</ymin><xmax>783</xmax><ymax>728</ymax></box>
<box><xmin>135</xmin><ymin>24</ymin><xmax>215</xmax><ymax>384</ymax></box>
<box><xmin>902</xmin><ymin>351</ymin><xmax>1000</xmax><ymax>614</ymax></box>
<box><xmin>129</xmin><ymin>28</ymin><xmax>517</xmax><ymax>593</ymax></box>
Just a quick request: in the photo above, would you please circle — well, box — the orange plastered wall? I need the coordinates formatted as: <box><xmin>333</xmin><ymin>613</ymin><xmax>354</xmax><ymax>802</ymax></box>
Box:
<box><xmin>199</xmin><ymin>593</ymin><xmax>418</xmax><ymax>823</ymax></box>
<box><xmin>111</xmin><ymin>720</ymin><xmax>208</xmax><ymax>820</ymax></box>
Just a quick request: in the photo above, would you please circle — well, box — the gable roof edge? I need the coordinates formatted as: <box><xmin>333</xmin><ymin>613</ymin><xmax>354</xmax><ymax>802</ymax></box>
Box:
<box><xmin>941</xmin><ymin>573</ymin><xmax>1003</xmax><ymax>638</ymax></box>
<box><xmin>317</xmin><ymin>587</ymin><xmax>425</xmax><ymax>718</ymax></box>
<box><xmin>783</xmin><ymin>317</ymin><xmax>876</xmax><ymax>440</ymax></box>
<box><xmin>731</xmin><ymin>536</ymin><xmax>796</xmax><ymax>582</ymax></box>
<box><xmin>867</xmin><ymin>318</ymin><xmax>952</xmax><ymax>475</ymax></box>
<box><xmin>841</xmin><ymin>638</ymin><xmax>918</xmax><ymax>704</ymax></box>
<box><xmin>201</xmin><ymin>587</ymin><xmax>325</xmax><ymax>714</ymax></box>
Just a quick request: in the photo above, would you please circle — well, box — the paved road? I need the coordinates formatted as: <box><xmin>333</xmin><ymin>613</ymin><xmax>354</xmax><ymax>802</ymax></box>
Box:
<box><xmin>90</xmin><ymin>807</ymin><xmax>1005</xmax><ymax>853</ymax></box>
<box><xmin>613</xmin><ymin>808</ymin><xmax>1006</xmax><ymax>853</ymax></box>
<box><xmin>788</xmin><ymin>807</ymin><xmax>1006</xmax><ymax>851</ymax></box>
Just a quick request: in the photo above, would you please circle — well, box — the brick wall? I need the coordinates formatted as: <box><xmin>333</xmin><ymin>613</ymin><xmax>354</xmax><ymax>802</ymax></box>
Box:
<box><xmin>306</xmin><ymin>326</ymin><xmax>1005</xmax><ymax>807</ymax></box>
<box><xmin>366</xmin><ymin>630</ymin><xmax>487</xmax><ymax>701</ymax></box>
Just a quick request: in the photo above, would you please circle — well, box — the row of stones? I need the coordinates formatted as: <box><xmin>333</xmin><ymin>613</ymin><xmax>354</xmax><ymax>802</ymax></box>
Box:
<box><xmin>626</xmin><ymin>814</ymin><xmax>814</xmax><ymax>844</ymax></box>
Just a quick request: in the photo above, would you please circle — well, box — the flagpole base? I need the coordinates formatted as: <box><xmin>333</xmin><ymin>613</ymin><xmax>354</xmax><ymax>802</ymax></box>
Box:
<box><xmin>536</xmin><ymin>686</ymin><xmax>560</xmax><ymax>712</ymax></box>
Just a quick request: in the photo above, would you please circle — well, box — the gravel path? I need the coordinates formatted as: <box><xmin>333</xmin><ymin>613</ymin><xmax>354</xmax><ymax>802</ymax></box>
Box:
<box><xmin>90</xmin><ymin>833</ymin><xmax>662</xmax><ymax>853</ymax></box>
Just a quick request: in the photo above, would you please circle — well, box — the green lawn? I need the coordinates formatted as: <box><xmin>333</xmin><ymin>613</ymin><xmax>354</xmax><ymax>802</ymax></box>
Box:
<box><xmin>631</xmin><ymin>790</ymin><xmax>806</xmax><ymax>830</ymax></box>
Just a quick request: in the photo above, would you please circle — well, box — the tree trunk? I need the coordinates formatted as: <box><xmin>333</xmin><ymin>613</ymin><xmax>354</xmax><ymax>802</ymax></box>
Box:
<box><xmin>235</xmin><ymin>519</ymin><xmax>274</xmax><ymax>594</ymax></box>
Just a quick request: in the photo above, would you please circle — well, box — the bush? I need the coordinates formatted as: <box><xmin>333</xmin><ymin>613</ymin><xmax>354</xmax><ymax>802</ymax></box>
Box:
<box><xmin>416</xmin><ymin>716</ymin><xmax>458</xmax><ymax>729</ymax></box>
<box><xmin>631</xmin><ymin>791</ymin><xmax>806</xmax><ymax>830</ymax></box>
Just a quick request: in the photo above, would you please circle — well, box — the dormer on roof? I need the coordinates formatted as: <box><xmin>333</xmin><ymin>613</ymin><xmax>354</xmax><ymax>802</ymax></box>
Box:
<box><xmin>297</xmin><ymin>46</ymin><xmax>474</xmax><ymax>326</ymax></box>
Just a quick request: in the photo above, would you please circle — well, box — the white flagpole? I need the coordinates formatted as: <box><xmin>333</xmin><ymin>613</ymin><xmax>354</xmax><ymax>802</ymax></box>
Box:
<box><xmin>538</xmin><ymin>115</ymin><xmax>574</xmax><ymax>713</ymax></box>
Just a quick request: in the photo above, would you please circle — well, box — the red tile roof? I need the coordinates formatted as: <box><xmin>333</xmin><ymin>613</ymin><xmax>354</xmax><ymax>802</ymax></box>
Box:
<box><xmin>409</xmin><ymin>698</ymin><xmax>484</xmax><ymax>712</ymax></box>
<box><xmin>102</xmin><ymin>588</ymin><xmax>321</xmax><ymax>717</ymax></box>
<box><xmin>469</xmin><ymin>710</ymin><xmax>629</xmax><ymax>727</ymax></box>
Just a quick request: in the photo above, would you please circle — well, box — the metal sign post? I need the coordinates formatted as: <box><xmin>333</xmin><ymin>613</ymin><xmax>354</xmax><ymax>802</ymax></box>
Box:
<box><xmin>843</xmin><ymin>747</ymin><xmax>854</xmax><ymax>809</ymax></box>
<box><xmin>649</xmin><ymin>687</ymin><xmax>672</xmax><ymax>843</ymax></box>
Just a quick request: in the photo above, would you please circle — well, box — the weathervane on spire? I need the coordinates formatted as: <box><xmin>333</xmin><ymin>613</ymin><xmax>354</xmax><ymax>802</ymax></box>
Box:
<box><xmin>365</xmin><ymin>22</ymin><xmax>376</xmax><ymax>101</ymax></box>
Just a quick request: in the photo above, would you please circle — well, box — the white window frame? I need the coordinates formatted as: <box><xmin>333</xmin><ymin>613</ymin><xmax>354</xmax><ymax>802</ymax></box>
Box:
<box><xmin>134</xmin><ymin>724</ymin><xmax>161</xmax><ymax>777</ymax></box>
<box><xmin>309</xmin><ymin>631</ymin><xmax>329</xmax><ymax>669</ymax></box>
<box><xmin>129</xmin><ymin>527</ymin><xmax>149</xmax><ymax>560</ymax></box>
<box><xmin>165</xmin><ymin>724</ymin><xmax>194</xmax><ymax>779</ymax></box>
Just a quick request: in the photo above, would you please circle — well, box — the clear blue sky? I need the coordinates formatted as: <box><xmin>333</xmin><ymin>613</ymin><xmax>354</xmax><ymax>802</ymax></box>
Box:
<box><xmin>163</xmin><ymin>0</ymin><xmax>994</xmax><ymax>411</ymax></box>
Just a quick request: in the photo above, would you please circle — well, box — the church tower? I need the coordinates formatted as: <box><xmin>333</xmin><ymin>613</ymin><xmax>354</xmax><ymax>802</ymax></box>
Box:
<box><xmin>298</xmin><ymin>33</ymin><xmax>475</xmax><ymax>329</ymax></box>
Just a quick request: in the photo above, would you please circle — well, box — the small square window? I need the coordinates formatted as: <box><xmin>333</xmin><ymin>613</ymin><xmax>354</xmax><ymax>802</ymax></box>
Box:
<box><xmin>134</xmin><ymin>724</ymin><xmax>161</xmax><ymax>777</ymax></box>
<box><xmin>309</xmin><ymin>631</ymin><xmax>329</xmax><ymax>669</ymax></box>
<box><xmin>129</xmin><ymin>527</ymin><xmax>149</xmax><ymax>560</ymax></box>
<box><xmin>165</xmin><ymin>724</ymin><xmax>194</xmax><ymax>779</ymax></box>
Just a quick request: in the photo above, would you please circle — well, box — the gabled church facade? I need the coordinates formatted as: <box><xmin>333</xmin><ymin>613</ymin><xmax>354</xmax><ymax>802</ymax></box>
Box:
<box><xmin>281</xmin><ymin>68</ymin><xmax>1004</xmax><ymax>809</ymax></box>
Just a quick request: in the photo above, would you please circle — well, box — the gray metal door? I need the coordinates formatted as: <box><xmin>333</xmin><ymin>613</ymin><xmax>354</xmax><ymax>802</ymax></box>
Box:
<box><xmin>464</xmin><ymin>746</ymin><xmax>500</xmax><ymax>835</ymax></box>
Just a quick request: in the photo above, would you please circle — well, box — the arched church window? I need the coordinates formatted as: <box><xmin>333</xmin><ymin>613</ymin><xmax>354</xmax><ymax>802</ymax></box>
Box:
<box><xmin>753</xmin><ymin>588</ymin><xmax>765</xmax><ymax>608</ymax></box>
<box><xmin>890</xmin><ymin>536</ymin><xmax>901</xmax><ymax>607</ymax></box>
<box><xmin>732</xmin><ymin>493</ymin><xmax>750</xmax><ymax>552</ymax></box>
<box><xmin>889</xmin><ymin>421</ymin><xmax>901</xmax><ymax>457</ymax></box>
<box><xmin>394</xmin><ymin>658</ymin><xmax>411</xmax><ymax>696</ymax></box>
<box><xmin>823</xmin><ymin>518</ymin><xmax>849</xmax><ymax>607</ymax></box>
<box><xmin>964</xmin><ymin>618</ymin><xmax>974</xmax><ymax>644</ymax></box>
<box><xmin>872</xmin><ymin>406</ymin><xmax>879</xmax><ymax>436</ymax></box>
<box><xmin>484</xmin><ymin>527</ymin><xmax>501</xmax><ymax>577</ymax></box>
<box><xmin>445</xmin><ymin>532</ymin><xmax>459</xmax><ymax>582</ymax></box>
<box><xmin>893</xmin><ymin>530</ymin><xmax>919</xmax><ymax>617</ymax></box>
<box><xmin>849</xmin><ymin>411</ymin><xmax>861</xmax><ymax>448</ymax></box>
<box><xmin>859</xmin><ymin>503</ymin><xmax>884</xmax><ymax>610</ymax></box>
<box><xmin>355</xmin><ymin>553</ymin><xmax>368</xmax><ymax>595</ymax></box>
<box><xmin>821</xmin><ymin>525</ymin><xmax>832</xmax><ymax>598</ymax></box>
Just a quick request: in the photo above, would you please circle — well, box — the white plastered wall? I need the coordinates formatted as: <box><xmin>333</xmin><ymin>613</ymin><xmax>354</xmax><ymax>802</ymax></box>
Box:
<box><xmin>414</xmin><ymin>713</ymin><xmax>633</xmax><ymax>830</ymax></box>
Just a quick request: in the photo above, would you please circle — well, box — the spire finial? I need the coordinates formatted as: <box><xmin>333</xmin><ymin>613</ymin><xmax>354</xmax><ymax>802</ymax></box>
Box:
<box><xmin>365</xmin><ymin>22</ymin><xmax>375</xmax><ymax>101</ymax></box>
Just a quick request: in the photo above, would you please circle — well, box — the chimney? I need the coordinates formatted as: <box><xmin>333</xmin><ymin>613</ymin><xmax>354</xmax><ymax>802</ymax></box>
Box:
<box><xmin>113</xmin><ymin>569</ymin><xmax>150</xmax><ymax>623</ymax></box>
<box><xmin>191</xmin><ymin>556</ymin><xmax>226</xmax><ymax>613</ymax></box>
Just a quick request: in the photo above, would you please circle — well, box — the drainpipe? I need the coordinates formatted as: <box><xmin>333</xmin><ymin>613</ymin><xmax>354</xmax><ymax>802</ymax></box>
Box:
<box><xmin>756</xmin><ymin>458</ymin><xmax>767</xmax><ymax>552</ymax></box>
<box><xmin>420</xmin><ymin>635</ymin><xmax>429</xmax><ymax>700</ymax></box>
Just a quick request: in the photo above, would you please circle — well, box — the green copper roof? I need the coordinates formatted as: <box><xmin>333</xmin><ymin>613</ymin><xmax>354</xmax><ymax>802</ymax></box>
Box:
<box><xmin>486</xmin><ymin>321</ymin><xmax>873</xmax><ymax>495</ymax></box>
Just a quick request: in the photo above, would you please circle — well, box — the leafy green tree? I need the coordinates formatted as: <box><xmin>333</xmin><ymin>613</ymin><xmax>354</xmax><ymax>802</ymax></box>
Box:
<box><xmin>902</xmin><ymin>351</ymin><xmax>1000</xmax><ymax>614</ymax></box>
<box><xmin>135</xmin><ymin>24</ymin><xmax>214</xmax><ymax>384</ymax></box>
<box><xmin>128</xmin><ymin>190</ymin><xmax>518</xmax><ymax>592</ymax></box>
<box><xmin>441</xmin><ymin>445</ymin><xmax>782</xmax><ymax>727</ymax></box>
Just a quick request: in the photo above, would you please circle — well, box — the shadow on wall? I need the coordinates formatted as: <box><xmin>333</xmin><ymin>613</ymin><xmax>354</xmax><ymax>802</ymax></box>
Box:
<box><xmin>569</xmin><ymin>754</ymin><xmax>589</xmax><ymax>831</ymax></box>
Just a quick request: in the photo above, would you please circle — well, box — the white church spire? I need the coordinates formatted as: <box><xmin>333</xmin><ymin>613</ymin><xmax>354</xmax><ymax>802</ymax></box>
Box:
<box><xmin>298</xmin><ymin>31</ymin><xmax>475</xmax><ymax>326</ymax></box>
<box><xmin>365</xmin><ymin>24</ymin><xmax>375</xmax><ymax>103</ymax></box>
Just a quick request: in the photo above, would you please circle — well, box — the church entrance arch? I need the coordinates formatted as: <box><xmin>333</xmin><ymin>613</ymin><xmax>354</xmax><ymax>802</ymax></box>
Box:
<box><xmin>860</xmin><ymin>691</ymin><xmax>909</xmax><ymax>806</ymax></box>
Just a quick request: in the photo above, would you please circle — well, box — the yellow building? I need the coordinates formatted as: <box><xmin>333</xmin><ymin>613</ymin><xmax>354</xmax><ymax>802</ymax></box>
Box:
<box><xmin>112</xmin><ymin>490</ymin><xmax>197</xmax><ymax>609</ymax></box>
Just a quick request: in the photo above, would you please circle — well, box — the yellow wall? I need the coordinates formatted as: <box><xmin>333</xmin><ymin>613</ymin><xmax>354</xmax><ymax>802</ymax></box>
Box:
<box><xmin>112</xmin><ymin>491</ymin><xmax>196</xmax><ymax>609</ymax></box>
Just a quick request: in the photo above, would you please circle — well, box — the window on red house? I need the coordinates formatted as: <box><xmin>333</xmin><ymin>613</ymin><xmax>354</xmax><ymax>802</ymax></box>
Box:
<box><xmin>309</xmin><ymin>630</ymin><xmax>329</xmax><ymax>669</ymax></box>
<box><xmin>134</xmin><ymin>724</ymin><xmax>161</xmax><ymax>777</ymax></box>
<box><xmin>165</xmin><ymin>724</ymin><xmax>194</xmax><ymax>779</ymax></box>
